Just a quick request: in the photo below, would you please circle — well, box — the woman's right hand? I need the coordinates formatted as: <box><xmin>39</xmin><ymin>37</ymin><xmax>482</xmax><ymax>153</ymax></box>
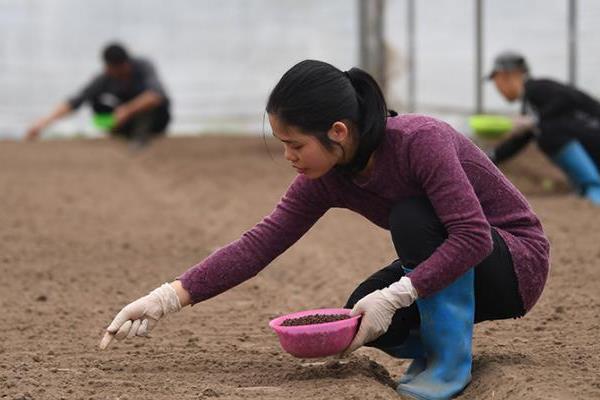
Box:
<box><xmin>342</xmin><ymin>276</ymin><xmax>418</xmax><ymax>355</ymax></box>
<box><xmin>99</xmin><ymin>282</ymin><xmax>183</xmax><ymax>349</ymax></box>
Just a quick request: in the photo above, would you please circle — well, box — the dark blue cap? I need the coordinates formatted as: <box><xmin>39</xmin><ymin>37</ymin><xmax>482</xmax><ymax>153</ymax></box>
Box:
<box><xmin>486</xmin><ymin>51</ymin><xmax>529</xmax><ymax>79</ymax></box>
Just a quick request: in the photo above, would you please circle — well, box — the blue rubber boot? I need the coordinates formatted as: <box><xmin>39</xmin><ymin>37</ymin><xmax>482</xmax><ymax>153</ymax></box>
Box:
<box><xmin>397</xmin><ymin>268</ymin><xmax>475</xmax><ymax>400</ymax></box>
<box><xmin>552</xmin><ymin>140</ymin><xmax>600</xmax><ymax>205</ymax></box>
<box><xmin>379</xmin><ymin>329</ymin><xmax>426</xmax><ymax>384</ymax></box>
<box><xmin>399</xmin><ymin>358</ymin><xmax>428</xmax><ymax>385</ymax></box>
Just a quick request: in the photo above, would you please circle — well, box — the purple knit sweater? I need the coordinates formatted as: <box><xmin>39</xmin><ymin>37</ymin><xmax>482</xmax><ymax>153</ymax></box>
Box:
<box><xmin>179</xmin><ymin>115</ymin><xmax>550</xmax><ymax>312</ymax></box>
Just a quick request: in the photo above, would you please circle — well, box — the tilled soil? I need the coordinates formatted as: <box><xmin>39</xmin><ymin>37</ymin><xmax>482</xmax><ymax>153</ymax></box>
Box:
<box><xmin>1</xmin><ymin>136</ymin><xmax>599</xmax><ymax>400</ymax></box>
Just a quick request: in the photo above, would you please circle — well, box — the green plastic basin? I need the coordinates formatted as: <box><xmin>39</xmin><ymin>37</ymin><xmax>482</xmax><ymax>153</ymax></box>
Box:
<box><xmin>92</xmin><ymin>113</ymin><xmax>116</xmax><ymax>130</ymax></box>
<box><xmin>469</xmin><ymin>114</ymin><xmax>513</xmax><ymax>139</ymax></box>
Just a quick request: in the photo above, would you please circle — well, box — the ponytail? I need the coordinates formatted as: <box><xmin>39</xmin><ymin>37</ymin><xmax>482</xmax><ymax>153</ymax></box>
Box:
<box><xmin>341</xmin><ymin>67</ymin><xmax>390</xmax><ymax>174</ymax></box>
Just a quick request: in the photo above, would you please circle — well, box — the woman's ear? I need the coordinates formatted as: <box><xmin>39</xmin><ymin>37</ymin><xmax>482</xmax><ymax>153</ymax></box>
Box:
<box><xmin>327</xmin><ymin>121</ymin><xmax>350</xmax><ymax>144</ymax></box>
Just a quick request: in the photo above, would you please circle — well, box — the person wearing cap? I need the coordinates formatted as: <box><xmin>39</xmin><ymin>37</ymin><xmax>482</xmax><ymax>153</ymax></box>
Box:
<box><xmin>25</xmin><ymin>42</ymin><xmax>171</xmax><ymax>147</ymax></box>
<box><xmin>486</xmin><ymin>51</ymin><xmax>600</xmax><ymax>205</ymax></box>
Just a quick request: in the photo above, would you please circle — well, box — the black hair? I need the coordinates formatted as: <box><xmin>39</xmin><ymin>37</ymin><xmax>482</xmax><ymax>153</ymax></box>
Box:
<box><xmin>102</xmin><ymin>42</ymin><xmax>130</xmax><ymax>66</ymax></box>
<box><xmin>266</xmin><ymin>59</ymin><xmax>395</xmax><ymax>175</ymax></box>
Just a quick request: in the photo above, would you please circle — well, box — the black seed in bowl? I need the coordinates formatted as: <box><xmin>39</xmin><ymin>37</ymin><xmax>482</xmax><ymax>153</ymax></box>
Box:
<box><xmin>281</xmin><ymin>314</ymin><xmax>351</xmax><ymax>326</ymax></box>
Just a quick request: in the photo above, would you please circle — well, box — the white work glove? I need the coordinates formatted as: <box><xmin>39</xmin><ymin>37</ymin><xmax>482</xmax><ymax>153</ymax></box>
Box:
<box><xmin>343</xmin><ymin>276</ymin><xmax>418</xmax><ymax>355</ymax></box>
<box><xmin>99</xmin><ymin>283</ymin><xmax>181</xmax><ymax>350</ymax></box>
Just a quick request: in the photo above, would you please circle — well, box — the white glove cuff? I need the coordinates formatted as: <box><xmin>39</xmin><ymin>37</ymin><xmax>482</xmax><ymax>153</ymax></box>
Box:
<box><xmin>380</xmin><ymin>276</ymin><xmax>418</xmax><ymax>309</ymax></box>
<box><xmin>150</xmin><ymin>283</ymin><xmax>182</xmax><ymax>315</ymax></box>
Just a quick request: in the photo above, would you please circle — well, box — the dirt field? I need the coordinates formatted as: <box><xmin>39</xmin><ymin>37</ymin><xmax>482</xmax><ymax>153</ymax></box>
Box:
<box><xmin>1</xmin><ymin>136</ymin><xmax>599</xmax><ymax>400</ymax></box>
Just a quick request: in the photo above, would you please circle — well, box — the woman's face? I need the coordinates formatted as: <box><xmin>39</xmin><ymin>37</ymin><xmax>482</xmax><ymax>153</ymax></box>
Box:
<box><xmin>268</xmin><ymin>114</ymin><xmax>346</xmax><ymax>179</ymax></box>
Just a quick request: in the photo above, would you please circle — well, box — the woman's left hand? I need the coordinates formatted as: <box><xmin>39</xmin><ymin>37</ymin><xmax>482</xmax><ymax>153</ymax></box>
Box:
<box><xmin>342</xmin><ymin>276</ymin><xmax>418</xmax><ymax>355</ymax></box>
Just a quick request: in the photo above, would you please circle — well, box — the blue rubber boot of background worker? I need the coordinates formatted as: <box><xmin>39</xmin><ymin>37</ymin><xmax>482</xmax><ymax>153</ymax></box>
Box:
<box><xmin>396</xmin><ymin>268</ymin><xmax>475</xmax><ymax>400</ymax></box>
<box><xmin>379</xmin><ymin>329</ymin><xmax>426</xmax><ymax>384</ymax></box>
<box><xmin>552</xmin><ymin>140</ymin><xmax>600</xmax><ymax>205</ymax></box>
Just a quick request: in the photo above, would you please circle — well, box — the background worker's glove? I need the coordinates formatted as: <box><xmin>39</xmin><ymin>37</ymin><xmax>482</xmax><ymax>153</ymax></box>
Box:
<box><xmin>99</xmin><ymin>283</ymin><xmax>181</xmax><ymax>349</ymax></box>
<box><xmin>343</xmin><ymin>276</ymin><xmax>418</xmax><ymax>355</ymax></box>
<box><xmin>511</xmin><ymin>115</ymin><xmax>536</xmax><ymax>133</ymax></box>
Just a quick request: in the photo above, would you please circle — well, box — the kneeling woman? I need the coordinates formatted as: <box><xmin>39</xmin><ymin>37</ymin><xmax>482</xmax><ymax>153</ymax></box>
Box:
<box><xmin>100</xmin><ymin>60</ymin><xmax>550</xmax><ymax>400</ymax></box>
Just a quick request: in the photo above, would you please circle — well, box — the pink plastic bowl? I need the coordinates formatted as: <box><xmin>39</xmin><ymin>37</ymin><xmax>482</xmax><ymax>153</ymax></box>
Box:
<box><xmin>269</xmin><ymin>308</ymin><xmax>361</xmax><ymax>358</ymax></box>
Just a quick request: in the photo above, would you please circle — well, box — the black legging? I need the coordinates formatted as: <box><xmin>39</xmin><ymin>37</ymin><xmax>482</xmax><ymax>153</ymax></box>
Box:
<box><xmin>493</xmin><ymin>116</ymin><xmax>600</xmax><ymax>167</ymax></box>
<box><xmin>345</xmin><ymin>197</ymin><xmax>525</xmax><ymax>349</ymax></box>
<box><xmin>92</xmin><ymin>98</ymin><xmax>170</xmax><ymax>140</ymax></box>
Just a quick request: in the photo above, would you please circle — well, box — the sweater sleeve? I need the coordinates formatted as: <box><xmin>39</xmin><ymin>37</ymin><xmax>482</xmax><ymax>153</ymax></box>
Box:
<box><xmin>491</xmin><ymin>130</ymin><xmax>535</xmax><ymax>164</ymax></box>
<box><xmin>67</xmin><ymin>74</ymin><xmax>106</xmax><ymax>110</ymax></box>
<box><xmin>404</xmin><ymin>122</ymin><xmax>493</xmax><ymax>297</ymax></box>
<box><xmin>178</xmin><ymin>175</ymin><xmax>330</xmax><ymax>304</ymax></box>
